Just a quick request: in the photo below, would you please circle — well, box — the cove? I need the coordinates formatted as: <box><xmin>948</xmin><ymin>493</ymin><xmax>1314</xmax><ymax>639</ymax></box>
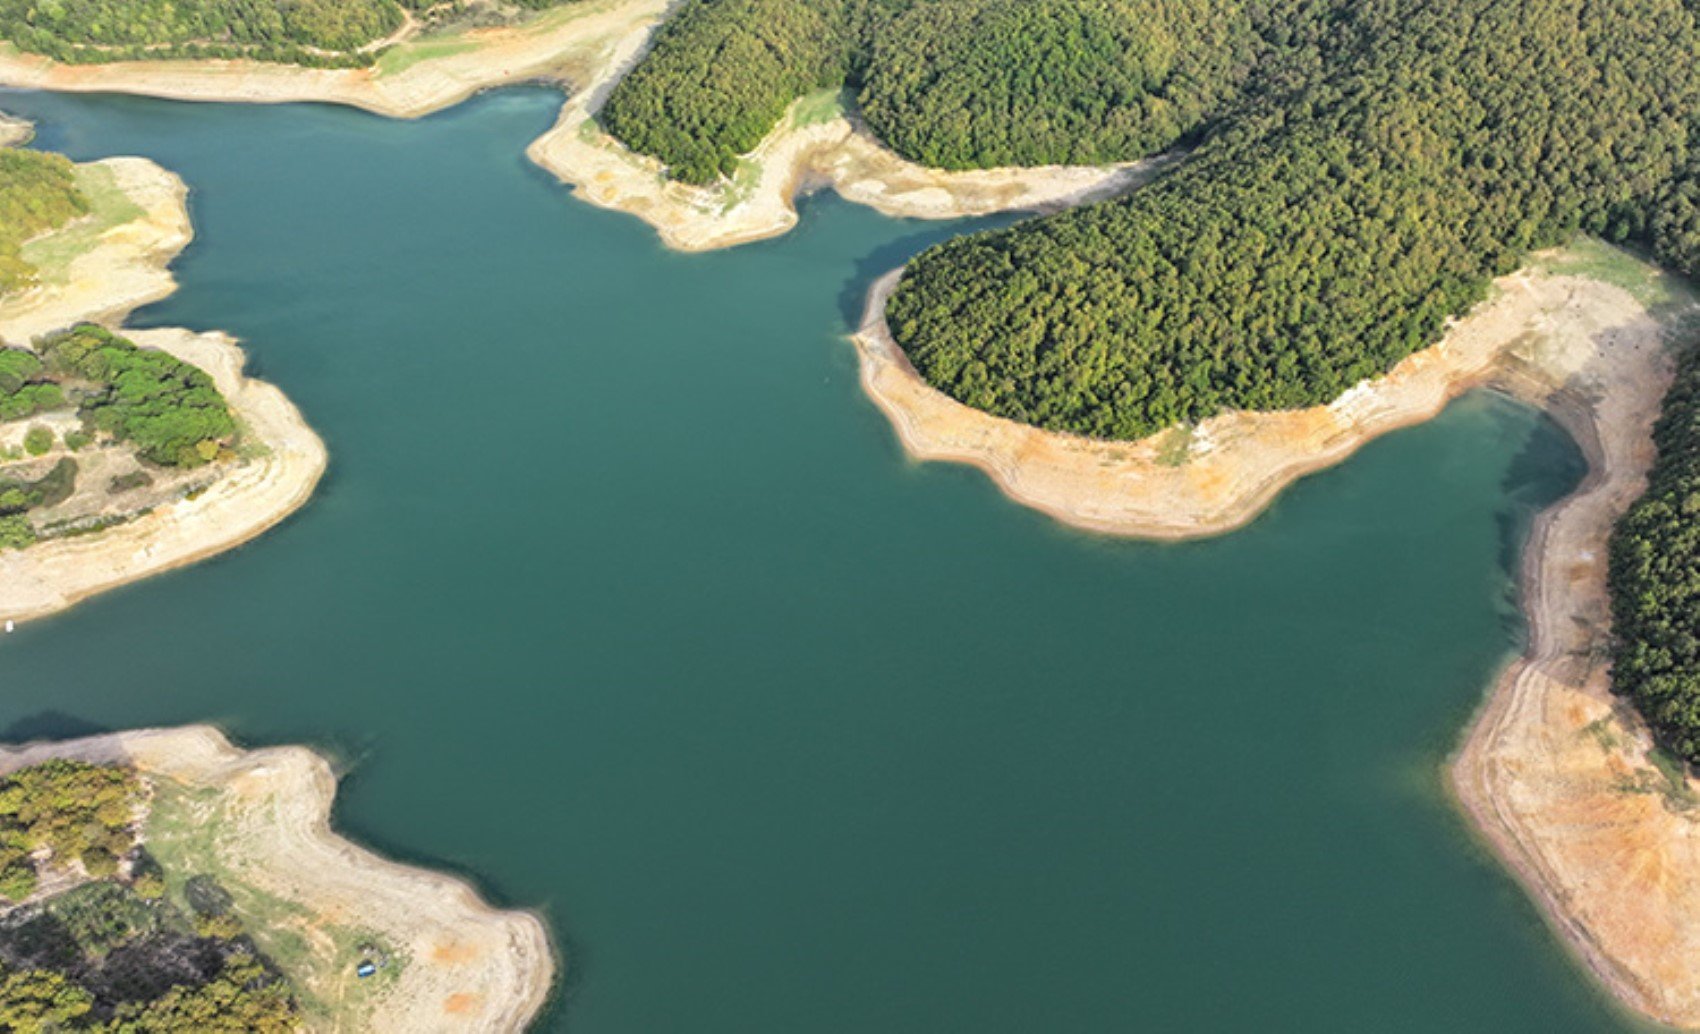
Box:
<box><xmin>0</xmin><ymin>86</ymin><xmax>1650</xmax><ymax>1032</ymax></box>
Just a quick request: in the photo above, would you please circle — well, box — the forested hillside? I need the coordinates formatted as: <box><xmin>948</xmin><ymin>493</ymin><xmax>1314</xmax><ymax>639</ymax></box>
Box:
<box><xmin>859</xmin><ymin>0</ymin><xmax>1257</xmax><ymax>170</ymax></box>
<box><xmin>887</xmin><ymin>0</ymin><xmax>1700</xmax><ymax>437</ymax></box>
<box><xmin>600</xmin><ymin>0</ymin><xmax>1259</xmax><ymax>183</ymax></box>
<box><xmin>0</xmin><ymin>149</ymin><xmax>87</xmax><ymax>296</ymax></box>
<box><xmin>0</xmin><ymin>0</ymin><xmax>568</xmax><ymax>67</ymax></box>
<box><xmin>600</xmin><ymin>0</ymin><xmax>854</xmax><ymax>184</ymax></box>
<box><xmin>1612</xmin><ymin>348</ymin><xmax>1700</xmax><ymax>763</ymax></box>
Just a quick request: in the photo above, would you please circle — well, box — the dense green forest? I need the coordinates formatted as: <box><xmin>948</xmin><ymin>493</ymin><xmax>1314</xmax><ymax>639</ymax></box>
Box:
<box><xmin>859</xmin><ymin>0</ymin><xmax>1257</xmax><ymax>170</ymax></box>
<box><xmin>600</xmin><ymin>0</ymin><xmax>854</xmax><ymax>184</ymax></box>
<box><xmin>0</xmin><ymin>762</ymin><xmax>299</xmax><ymax>1031</ymax></box>
<box><xmin>0</xmin><ymin>149</ymin><xmax>87</xmax><ymax>296</ymax></box>
<box><xmin>600</xmin><ymin>0</ymin><xmax>1259</xmax><ymax>183</ymax></box>
<box><xmin>40</xmin><ymin>326</ymin><xmax>236</xmax><ymax>469</ymax></box>
<box><xmin>1612</xmin><ymin>349</ymin><xmax>1700</xmax><ymax>763</ymax></box>
<box><xmin>0</xmin><ymin>0</ymin><xmax>569</xmax><ymax>67</ymax></box>
<box><xmin>886</xmin><ymin>0</ymin><xmax>1700</xmax><ymax>437</ymax></box>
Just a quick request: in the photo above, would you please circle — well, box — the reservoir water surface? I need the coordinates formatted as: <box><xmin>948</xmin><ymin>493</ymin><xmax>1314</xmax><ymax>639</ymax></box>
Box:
<box><xmin>0</xmin><ymin>86</ymin><xmax>1647</xmax><ymax>1032</ymax></box>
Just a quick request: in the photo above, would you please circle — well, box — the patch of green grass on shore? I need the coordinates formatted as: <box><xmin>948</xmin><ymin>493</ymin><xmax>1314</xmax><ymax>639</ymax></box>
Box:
<box><xmin>143</xmin><ymin>776</ymin><xmax>402</xmax><ymax>1030</ymax></box>
<box><xmin>375</xmin><ymin>37</ymin><xmax>476</xmax><ymax>77</ymax></box>
<box><xmin>790</xmin><ymin>88</ymin><xmax>846</xmax><ymax>129</ymax></box>
<box><xmin>1156</xmin><ymin>425</ymin><xmax>1193</xmax><ymax>467</ymax></box>
<box><xmin>1534</xmin><ymin>236</ymin><xmax>1699</xmax><ymax>316</ymax></box>
<box><xmin>19</xmin><ymin>163</ymin><xmax>143</xmax><ymax>285</ymax></box>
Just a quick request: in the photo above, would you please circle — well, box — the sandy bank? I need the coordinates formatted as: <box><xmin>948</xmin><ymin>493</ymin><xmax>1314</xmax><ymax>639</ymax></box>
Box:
<box><xmin>528</xmin><ymin>80</ymin><xmax>1165</xmax><ymax>250</ymax></box>
<box><xmin>0</xmin><ymin>109</ymin><xmax>29</xmax><ymax>145</ymax></box>
<box><xmin>1448</xmin><ymin>300</ymin><xmax>1700</xmax><ymax>1024</ymax></box>
<box><xmin>0</xmin><ymin>157</ymin><xmax>326</xmax><ymax>623</ymax></box>
<box><xmin>0</xmin><ymin>0</ymin><xmax>673</xmax><ymax>119</ymax></box>
<box><xmin>0</xmin><ymin>725</ymin><xmax>553</xmax><ymax>1032</ymax></box>
<box><xmin>853</xmin><ymin>262</ymin><xmax>1676</xmax><ymax>540</ymax></box>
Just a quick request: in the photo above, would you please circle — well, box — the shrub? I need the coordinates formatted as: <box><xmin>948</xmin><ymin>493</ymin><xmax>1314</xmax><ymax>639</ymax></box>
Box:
<box><xmin>22</xmin><ymin>426</ymin><xmax>51</xmax><ymax>456</ymax></box>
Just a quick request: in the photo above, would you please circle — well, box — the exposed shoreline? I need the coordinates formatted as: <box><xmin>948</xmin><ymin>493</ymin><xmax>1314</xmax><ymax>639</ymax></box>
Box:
<box><xmin>0</xmin><ymin>0</ymin><xmax>675</xmax><ymax>120</ymax></box>
<box><xmin>853</xmin><ymin>262</ymin><xmax>1677</xmax><ymax>540</ymax></box>
<box><xmin>0</xmin><ymin>157</ymin><xmax>327</xmax><ymax>623</ymax></box>
<box><xmin>0</xmin><ymin>108</ymin><xmax>28</xmax><ymax>145</ymax></box>
<box><xmin>0</xmin><ymin>0</ymin><xmax>1148</xmax><ymax>252</ymax></box>
<box><xmin>0</xmin><ymin>724</ymin><xmax>555</xmax><ymax>1032</ymax></box>
<box><xmin>1447</xmin><ymin>315</ymin><xmax>1700</xmax><ymax>1025</ymax></box>
<box><xmin>860</xmin><ymin>251</ymin><xmax>1700</xmax><ymax>1026</ymax></box>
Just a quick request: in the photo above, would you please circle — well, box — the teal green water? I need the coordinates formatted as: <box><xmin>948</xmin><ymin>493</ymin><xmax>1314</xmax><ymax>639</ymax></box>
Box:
<box><xmin>0</xmin><ymin>88</ymin><xmax>1648</xmax><ymax>1032</ymax></box>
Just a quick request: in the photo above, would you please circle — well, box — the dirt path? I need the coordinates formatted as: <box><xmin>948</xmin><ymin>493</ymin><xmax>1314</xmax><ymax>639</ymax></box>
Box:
<box><xmin>0</xmin><ymin>726</ymin><xmax>554</xmax><ymax>1032</ymax></box>
<box><xmin>0</xmin><ymin>158</ymin><xmax>326</xmax><ymax>624</ymax></box>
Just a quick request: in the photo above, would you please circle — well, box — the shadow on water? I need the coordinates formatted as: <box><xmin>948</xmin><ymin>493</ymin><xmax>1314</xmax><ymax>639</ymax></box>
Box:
<box><xmin>0</xmin><ymin>712</ymin><xmax>113</xmax><ymax>745</ymax></box>
<box><xmin>828</xmin><ymin>200</ymin><xmax>1020</xmax><ymax>328</ymax></box>
<box><xmin>1491</xmin><ymin>392</ymin><xmax>1589</xmax><ymax>642</ymax></box>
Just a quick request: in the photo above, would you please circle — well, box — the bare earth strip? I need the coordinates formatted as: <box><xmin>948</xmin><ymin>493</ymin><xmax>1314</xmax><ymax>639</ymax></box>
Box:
<box><xmin>0</xmin><ymin>0</ymin><xmax>1144</xmax><ymax>251</ymax></box>
<box><xmin>0</xmin><ymin>157</ymin><xmax>327</xmax><ymax>623</ymax></box>
<box><xmin>1449</xmin><ymin>317</ymin><xmax>1700</xmax><ymax>1024</ymax></box>
<box><xmin>0</xmin><ymin>109</ymin><xmax>28</xmax><ymax>145</ymax></box>
<box><xmin>0</xmin><ymin>726</ymin><xmax>554</xmax><ymax>1032</ymax></box>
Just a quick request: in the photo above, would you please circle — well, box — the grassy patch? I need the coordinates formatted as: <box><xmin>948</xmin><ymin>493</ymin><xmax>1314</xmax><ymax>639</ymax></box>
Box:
<box><xmin>789</xmin><ymin>87</ymin><xmax>846</xmax><ymax>129</ymax></box>
<box><xmin>1581</xmin><ymin>716</ymin><xmax>1619</xmax><ymax>752</ymax></box>
<box><xmin>374</xmin><ymin>37</ymin><xmax>475</xmax><ymax>77</ymax></box>
<box><xmin>1155</xmin><ymin>425</ymin><xmax>1193</xmax><ymax>467</ymax></box>
<box><xmin>718</xmin><ymin>157</ymin><xmax>763</xmax><ymax>213</ymax></box>
<box><xmin>1648</xmin><ymin>746</ymin><xmax>1698</xmax><ymax>808</ymax></box>
<box><xmin>142</xmin><ymin>777</ymin><xmax>406</xmax><ymax>1029</ymax></box>
<box><xmin>1534</xmin><ymin>236</ymin><xmax>1699</xmax><ymax>316</ymax></box>
<box><xmin>19</xmin><ymin>163</ymin><xmax>144</xmax><ymax>286</ymax></box>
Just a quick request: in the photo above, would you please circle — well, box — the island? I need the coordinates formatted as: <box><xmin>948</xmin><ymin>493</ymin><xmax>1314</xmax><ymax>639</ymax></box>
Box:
<box><xmin>0</xmin><ymin>143</ymin><xmax>324</xmax><ymax>624</ymax></box>
<box><xmin>0</xmin><ymin>726</ymin><xmax>553</xmax><ymax>1031</ymax></box>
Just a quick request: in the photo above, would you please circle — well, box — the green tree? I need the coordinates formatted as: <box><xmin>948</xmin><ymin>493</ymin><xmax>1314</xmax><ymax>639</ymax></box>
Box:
<box><xmin>22</xmin><ymin>426</ymin><xmax>52</xmax><ymax>457</ymax></box>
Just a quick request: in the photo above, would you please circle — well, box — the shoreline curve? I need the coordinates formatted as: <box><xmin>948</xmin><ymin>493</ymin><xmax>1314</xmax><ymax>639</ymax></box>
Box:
<box><xmin>860</xmin><ymin>244</ymin><xmax>1700</xmax><ymax>1026</ymax></box>
<box><xmin>852</xmin><ymin>262</ymin><xmax>1678</xmax><ymax>540</ymax></box>
<box><xmin>0</xmin><ymin>724</ymin><xmax>555</xmax><ymax>1032</ymax></box>
<box><xmin>0</xmin><ymin>156</ymin><xmax>327</xmax><ymax>623</ymax></box>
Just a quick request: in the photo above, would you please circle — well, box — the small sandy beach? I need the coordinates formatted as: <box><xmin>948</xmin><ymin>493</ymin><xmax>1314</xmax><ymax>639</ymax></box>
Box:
<box><xmin>0</xmin><ymin>157</ymin><xmax>326</xmax><ymax>623</ymax></box>
<box><xmin>0</xmin><ymin>725</ymin><xmax>554</xmax><ymax>1032</ymax></box>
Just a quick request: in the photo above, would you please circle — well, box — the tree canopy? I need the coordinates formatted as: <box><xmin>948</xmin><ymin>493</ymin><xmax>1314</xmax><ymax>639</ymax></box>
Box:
<box><xmin>39</xmin><ymin>326</ymin><xmax>236</xmax><ymax>469</ymax></box>
<box><xmin>1611</xmin><ymin>348</ymin><xmax>1700</xmax><ymax>763</ymax></box>
<box><xmin>600</xmin><ymin>0</ymin><xmax>1259</xmax><ymax>184</ymax></box>
<box><xmin>886</xmin><ymin>0</ymin><xmax>1700</xmax><ymax>437</ymax></box>
<box><xmin>0</xmin><ymin>150</ymin><xmax>87</xmax><ymax>297</ymax></box>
